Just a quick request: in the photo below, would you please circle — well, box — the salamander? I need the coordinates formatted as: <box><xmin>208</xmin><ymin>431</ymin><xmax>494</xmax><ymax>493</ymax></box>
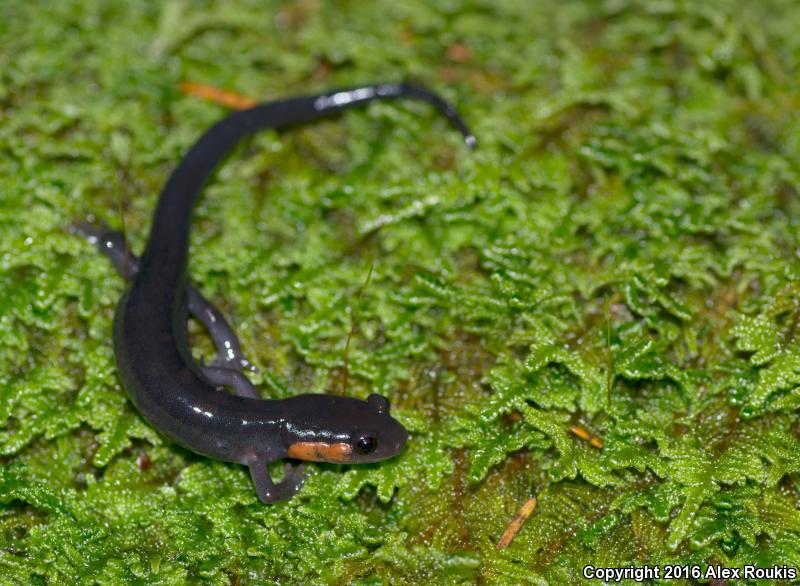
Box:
<box><xmin>77</xmin><ymin>82</ymin><xmax>475</xmax><ymax>503</ymax></box>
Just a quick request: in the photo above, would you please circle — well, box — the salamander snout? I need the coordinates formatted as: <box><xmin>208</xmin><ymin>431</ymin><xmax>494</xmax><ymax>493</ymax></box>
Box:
<box><xmin>350</xmin><ymin>394</ymin><xmax>408</xmax><ymax>463</ymax></box>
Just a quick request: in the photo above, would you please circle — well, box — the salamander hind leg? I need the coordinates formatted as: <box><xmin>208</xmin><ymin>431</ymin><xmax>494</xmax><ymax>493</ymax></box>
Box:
<box><xmin>69</xmin><ymin>222</ymin><xmax>140</xmax><ymax>278</ymax></box>
<box><xmin>71</xmin><ymin>221</ymin><xmax>255</xmax><ymax>371</ymax></box>
<box><xmin>202</xmin><ymin>366</ymin><xmax>261</xmax><ymax>399</ymax></box>
<box><xmin>187</xmin><ymin>288</ymin><xmax>256</xmax><ymax>372</ymax></box>
<box><xmin>248</xmin><ymin>458</ymin><xmax>306</xmax><ymax>504</ymax></box>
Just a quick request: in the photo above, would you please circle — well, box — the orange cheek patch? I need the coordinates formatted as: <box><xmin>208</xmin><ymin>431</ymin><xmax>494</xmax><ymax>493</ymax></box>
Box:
<box><xmin>288</xmin><ymin>442</ymin><xmax>353</xmax><ymax>463</ymax></box>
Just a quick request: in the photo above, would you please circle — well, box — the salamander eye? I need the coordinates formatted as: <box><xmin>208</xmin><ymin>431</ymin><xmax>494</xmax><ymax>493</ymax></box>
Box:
<box><xmin>355</xmin><ymin>434</ymin><xmax>378</xmax><ymax>454</ymax></box>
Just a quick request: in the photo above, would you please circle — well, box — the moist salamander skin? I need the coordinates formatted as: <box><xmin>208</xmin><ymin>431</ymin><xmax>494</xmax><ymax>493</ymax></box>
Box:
<box><xmin>111</xmin><ymin>82</ymin><xmax>475</xmax><ymax>503</ymax></box>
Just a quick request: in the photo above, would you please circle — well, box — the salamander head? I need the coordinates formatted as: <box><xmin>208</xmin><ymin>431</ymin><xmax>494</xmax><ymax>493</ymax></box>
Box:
<box><xmin>283</xmin><ymin>394</ymin><xmax>408</xmax><ymax>464</ymax></box>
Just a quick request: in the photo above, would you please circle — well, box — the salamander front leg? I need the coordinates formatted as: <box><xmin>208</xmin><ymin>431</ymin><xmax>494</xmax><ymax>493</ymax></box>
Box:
<box><xmin>248</xmin><ymin>458</ymin><xmax>306</xmax><ymax>504</ymax></box>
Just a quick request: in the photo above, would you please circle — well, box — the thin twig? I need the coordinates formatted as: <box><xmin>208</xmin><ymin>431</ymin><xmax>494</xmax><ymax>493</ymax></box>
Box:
<box><xmin>496</xmin><ymin>497</ymin><xmax>538</xmax><ymax>550</ymax></box>
<box><xmin>179</xmin><ymin>81</ymin><xmax>257</xmax><ymax>110</ymax></box>
<box><xmin>115</xmin><ymin>168</ymin><xmax>131</xmax><ymax>279</ymax></box>
<box><xmin>569</xmin><ymin>425</ymin><xmax>604</xmax><ymax>449</ymax></box>
<box><xmin>342</xmin><ymin>263</ymin><xmax>374</xmax><ymax>394</ymax></box>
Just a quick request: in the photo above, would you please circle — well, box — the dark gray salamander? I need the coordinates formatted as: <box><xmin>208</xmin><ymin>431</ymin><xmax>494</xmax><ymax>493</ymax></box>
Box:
<box><xmin>97</xmin><ymin>83</ymin><xmax>475</xmax><ymax>503</ymax></box>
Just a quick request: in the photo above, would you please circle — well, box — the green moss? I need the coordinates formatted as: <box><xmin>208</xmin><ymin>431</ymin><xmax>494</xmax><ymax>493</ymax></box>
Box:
<box><xmin>2</xmin><ymin>0</ymin><xmax>800</xmax><ymax>583</ymax></box>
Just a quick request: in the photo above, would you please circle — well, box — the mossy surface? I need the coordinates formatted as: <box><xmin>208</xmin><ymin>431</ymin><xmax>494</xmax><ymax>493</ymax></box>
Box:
<box><xmin>2</xmin><ymin>0</ymin><xmax>800</xmax><ymax>584</ymax></box>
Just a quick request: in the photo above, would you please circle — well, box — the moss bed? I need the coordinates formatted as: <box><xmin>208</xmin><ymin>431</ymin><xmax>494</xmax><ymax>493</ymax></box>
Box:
<box><xmin>2</xmin><ymin>0</ymin><xmax>800</xmax><ymax>583</ymax></box>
